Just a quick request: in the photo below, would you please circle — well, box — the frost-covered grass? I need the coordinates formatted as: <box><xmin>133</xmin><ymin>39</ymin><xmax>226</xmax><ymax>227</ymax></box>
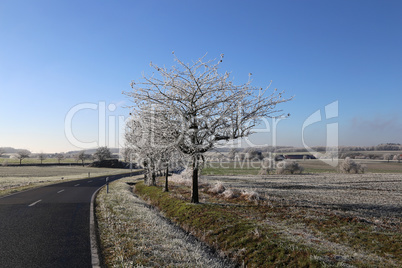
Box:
<box><xmin>95</xmin><ymin>176</ymin><xmax>230</xmax><ymax>267</ymax></box>
<box><xmin>202</xmin><ymin>173</ymin><xmax>402</xmax><ymax>220</ymax></box>
<box><xmin>0</xmin><ymin>166</ymin><xmax>129</xmax><ymax>196</ymax></box>
<box><xmin>133</xmin><ymin>173</ymin><xmax>401</xmax><ymax>267</ymax></box>
<box><xmin>201</xmin><ymin>159</ymin><xmax>402</xmax><ymax>175</ymax></box>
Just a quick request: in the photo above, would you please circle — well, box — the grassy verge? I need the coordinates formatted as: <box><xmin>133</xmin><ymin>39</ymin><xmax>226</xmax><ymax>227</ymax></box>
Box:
<box><xmin>95</xmin><ymin>176</ymin><xmax>230</xmax><ymax>267</ymax></box>
<box><xmin>134</xmin><ymin>179</ymin><xmax>401</xmax><ymax>267</ymax></box>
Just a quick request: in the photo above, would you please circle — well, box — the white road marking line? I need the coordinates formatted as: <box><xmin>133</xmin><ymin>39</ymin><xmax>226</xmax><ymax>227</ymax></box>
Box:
<box><xmin>28</xmin><ymin>200</ymin><xmax>42</xmax><ymax>207</ymax></box>
<box><xmin>74</xmin><ymin>184</ymin><xmax>80</xmax><ymax>186</ymax></box>
<box><xmin>87</xmin><ymin>180</ymin><xmax>93</xmax><ymax>183</ymax></box>
<box><xmin>57</xmin><ymin>189</ymin><xmax>65</xmax><ymax>194</ymax></box>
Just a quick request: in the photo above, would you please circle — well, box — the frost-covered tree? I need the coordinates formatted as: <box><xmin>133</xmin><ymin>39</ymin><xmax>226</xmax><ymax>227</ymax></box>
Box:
<box><xmin>244</xmin><ymin>148</ymin><xmax>263</xmax><ymax>160</ymax></box>
<box><xmin>121</xmin><ymin>147</ymin><xmax>133</xmax><ymax>162</ymax></box>
<box><xmin>228</xmin><ymin>148</ymin><xmax>240</xmax><ymax>160</ymax></box>
<box><xmin>125</xmin><ymin>53</ymin><xmax>292</xmax><ymax>203</ymax></box>
<box><xmin>258</xmin><ymin>158</ymin><xmax>275</xmax><ymax>175</ymax></box>
<box><xmin>17</xmin><ymin>150</ymin><xmax>30</xmax><ymax>165</ymax></box>
<box><xmin>339</xmin><ymin>157</ymin><xmax>366</xmax><ymax>173</ymax></box>
<box><xmin>125</xmin><ymin>107</ymin><xmax>179</xmax><ymax>187</ymax></box>
<box><xmin>94</xmin><ymin>146</ymin><xmax>112</xmax><ymax>161</ymax></box>
<box><xmin>383</xmin><ymin>153</ymin><xmax>392</xmax><ymax>163</ymax></box>
<box><xmin>276</xmin><ymin>160</ymin><xmax>303</xmax><ymax>174</ymax></box>
<box><xmin>75</xmin><ymin>151</ymin><xmax>87</xmax><ymax>167</ymax></box>
<box><xmin>38</xmin><ymin>153</ymin><xmax>47</xmax><ymax>164</ymax></box>
<box><xmin>55</xmin><ymin>153</ymin><xmax>65</xmax><ymax>164</ymax></box>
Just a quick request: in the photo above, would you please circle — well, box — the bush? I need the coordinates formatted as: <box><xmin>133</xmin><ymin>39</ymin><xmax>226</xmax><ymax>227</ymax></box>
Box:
<box><xmin>222</xmin><ymin>188</ymin><xmax>242</xmax><ymax>199</ymax></box>
<box><xmin>90</xmin><ymin>159</ymin><xmax>127</xmax><ymax>168</ymax></box>
<box><xmin>276</xmin><ymin>161</ymin><xmax>304</xmax><ymax>174</ymax></box>
<box><xmin>208</xmin><ymin>182</ymin><xmax>226</xmax><ymax>194</ymax></box>
<box><xmin>241</xmin><ymin>190</ymin><xmax>262</xmax><ymax>202</ymax></box>
<box><xmin>243</xmin><ymin>148</ymin><xmax>263</xmax><ymax>160</ymax></box>
<box><xmin>258</xmin><ymin>158</ymin><xmax>275</xmax><ymax>175</ymax></box>
<box><xmin>339</xmin><ymin>157</ymin><xmax>366</xmax><ymax>173</ymax></box>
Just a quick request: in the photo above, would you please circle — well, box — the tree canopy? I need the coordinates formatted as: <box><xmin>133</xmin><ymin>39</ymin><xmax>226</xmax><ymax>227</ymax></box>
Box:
<box><xmin>125</xmin><ymin>53</ymin><xmax>292</xmax><ymax>203</ymax></box>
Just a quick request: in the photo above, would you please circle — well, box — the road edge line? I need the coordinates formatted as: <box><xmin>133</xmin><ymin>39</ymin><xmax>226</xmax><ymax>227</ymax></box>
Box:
<box><xmin>90</xmin><ymin>185</ymin><xmax>104</xmax><ymax>268</ymax></box>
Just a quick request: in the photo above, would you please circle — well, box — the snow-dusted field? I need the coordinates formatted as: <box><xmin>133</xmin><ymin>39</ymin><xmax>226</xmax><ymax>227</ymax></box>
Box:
<box><xmin>0</xmin><ymin>166</ymin><xmax>128</xmax><ymax>193</ymax></box>
<box><xmin>202</xmin><ymin>173</ymin><xmax>402</xmax><ymax>220</ymax></box>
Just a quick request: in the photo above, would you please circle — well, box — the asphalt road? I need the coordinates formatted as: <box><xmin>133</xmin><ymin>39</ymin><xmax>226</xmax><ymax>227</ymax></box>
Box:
<box><xmin>0</xmin><ymin>171</ymin><xmax>139</xmax><ymax>268</ymax></box>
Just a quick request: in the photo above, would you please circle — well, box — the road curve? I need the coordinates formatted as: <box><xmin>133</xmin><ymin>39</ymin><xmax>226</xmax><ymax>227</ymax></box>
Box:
<box><xmin>0</xmin><ymin>171</ymin><xmax>141</xmax><ymax>268</ymax></box>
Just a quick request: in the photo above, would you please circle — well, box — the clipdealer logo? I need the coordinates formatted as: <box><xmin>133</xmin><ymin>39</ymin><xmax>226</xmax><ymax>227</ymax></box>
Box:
<box><xmin>64</xmin><ymin>101</ymin><xmax>127</xmax><ymax>149</ymax></box>
<box><xmin>302</xmin><ymin>101</ymin><xmax>339</xmax><ymax>167</ymax></box>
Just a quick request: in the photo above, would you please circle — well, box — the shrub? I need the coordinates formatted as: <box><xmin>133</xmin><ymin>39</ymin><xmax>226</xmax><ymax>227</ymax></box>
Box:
<box><xmin>241</xmin><ymin>190</ymin><xmax>262</xmax><ymax>202</ymax></box>
<box><xmin>222</xmin><ymin>188</ymin><xmax>241</xmax><ymax>199</ymax></box>
<box><xmin>243</xmin><ymin>148</ymin><xmax>263</xmax><ymax>160</ymax></box>
<box><xmin>258</xmin><ymin>158</ymin><xmax>275</xmax><ymax>175</ymax></box>
<box><xmin>339</xmin><ymin>157</ymin><xmax>366</xmax><ymax>173</ymax></box>
<box><xmin>276</xmin><ymin>161</ymin><xmax>304</xmax><ymax>174</ymax></box>
<box><xmin>208</xmin><ymin>182</ymin><xmax>226</xmax><ymax>194</ymax></box>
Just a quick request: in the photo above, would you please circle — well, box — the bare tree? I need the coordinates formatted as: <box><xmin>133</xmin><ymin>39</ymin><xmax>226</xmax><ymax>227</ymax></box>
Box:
<box><xmin>75</xmin><ymin>151</ymin><xmax>87</xmax><ymax>167</ymax></box>
<box><xmin>38</xmin><ymin>153</ymin><xmax>47</xmax><ymax>164</ymax></box>
<box><xmin>17</xmin><ymin>150</ymin><xmax>31</xmax><ymax>165</ymax></box>
<box><xmin>125</xmin><ymin>53</ymin><xmax>292</xmax><ymax>203</ymax></box>
<box><xmin>55</xmin><ymin>153</ymin><xmax>65</xmax><ymax>164</ymax></box>
<box><xmin>94</xmin><ymin>146</ymin><xmax>112</xmax><ymax>161</ymax></box>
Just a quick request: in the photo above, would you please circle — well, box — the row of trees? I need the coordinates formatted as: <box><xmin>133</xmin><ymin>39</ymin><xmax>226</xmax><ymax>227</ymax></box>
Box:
<box><xmin>124</xmin><ymin>53</ymin><xmax>291</xmax><ymax>203</ymax></box>
<box><xmin>232</xmin><ymin>144</ymin><xmax>402</xmax><ymax>154</ymax></box>
<box><xmin>0</xmin><ymin>147</ymin><xmax>114</xmax><ymax>166</ymax></box>
<box><xmin>72</xmin><ymin>147</ymin><xmax>113</xmax><ymax>166</ymax></box>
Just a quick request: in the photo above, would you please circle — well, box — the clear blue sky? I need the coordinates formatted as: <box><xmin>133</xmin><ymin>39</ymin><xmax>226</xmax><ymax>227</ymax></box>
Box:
<box><xmin>1</xmin><ymin>0</ymin><xmax>401</xmax><ymax>153</ymax></box>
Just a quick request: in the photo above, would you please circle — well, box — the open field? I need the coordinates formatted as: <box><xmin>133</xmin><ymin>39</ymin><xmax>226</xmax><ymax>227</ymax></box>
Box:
<box><xmin>129</xmin><ymin>172</ymin><xmax>401</xmax><ymax>267</ymax></box>
<box><xmin>0</xmin><ymin>157</ymin><xmax>85</xmax><ymax>165</ymax></box>
<box><xmin>0</xmin><ymin>166</ymin><xmax>130</xmax><ymax>196</ymax></box>
<box><xmin>201</xmin><ymin>173</ymin><xmax>402</xmax><ymax>220</ymax></box>
<box><xmin>202</xmin><ymin>159</ymin><xmax>402</xmax><ymax>175</ymax></box>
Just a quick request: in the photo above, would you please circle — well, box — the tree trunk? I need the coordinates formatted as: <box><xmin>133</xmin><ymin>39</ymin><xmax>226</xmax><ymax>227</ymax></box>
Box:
<box><xmin>164</xmin><ymin>166</ymin><xmax>169</xmax><ymax>192</ymax></box>
<box><xmin>150</xmin><ymin>171</ymin><xmax>156</xmax><ymax>186</ymax></box>
<box><xmin>143</xmin><ymin>161</ymin><xmax>149</xmax><ymax>185</ymax></box>
<box><xmin>191</xmin><ymin>155</ymin><xmax>199</xmax><ymax>203</ymax></box>
<box><xmin>144</xmin><ymin>170</ymin><xmax>148</xmax><ymax>185</ymax></box>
